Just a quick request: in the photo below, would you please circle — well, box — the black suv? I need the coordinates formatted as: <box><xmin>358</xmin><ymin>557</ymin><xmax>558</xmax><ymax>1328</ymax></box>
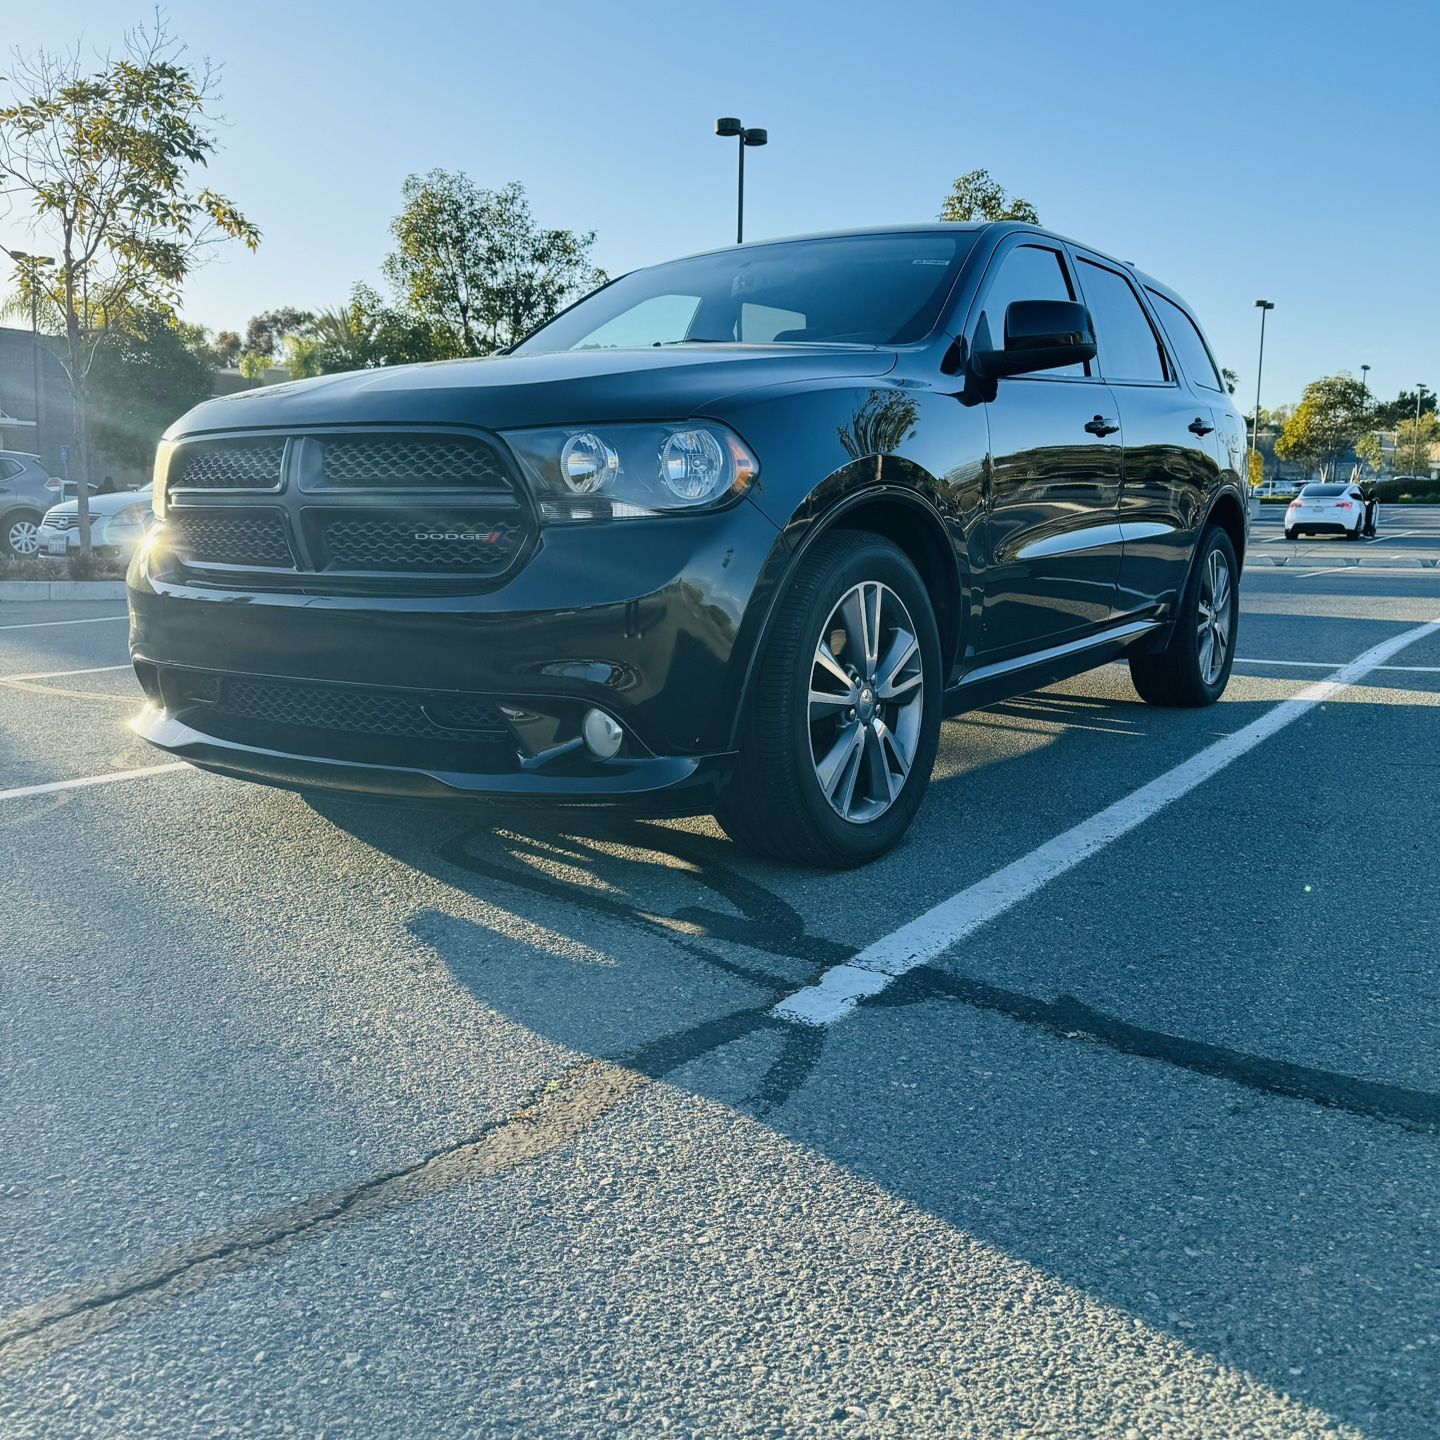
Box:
<box><xmin>129</xmin><ymin>223</ymin><xmax>1247</xmax><ymax>867</ymax></box>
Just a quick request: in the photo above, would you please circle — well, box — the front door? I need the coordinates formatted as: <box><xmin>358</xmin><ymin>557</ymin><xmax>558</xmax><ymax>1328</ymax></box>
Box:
<box><xmin>974</xmin><ymin>240</ymin><xmax>1124</xmax><ymax>658</ymax></box>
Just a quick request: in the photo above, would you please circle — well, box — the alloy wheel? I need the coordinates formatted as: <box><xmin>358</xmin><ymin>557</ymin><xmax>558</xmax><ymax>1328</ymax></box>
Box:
<box><xmin>7</xmin><ymin>519</ymin><xmax>40</xmax><ymax>557</ymax></box>
<box><xmin>808</xmin><ymin>580</ymin><xmax>925</xmax><ymax>823</ymax></box>
<box><xmin>1196</xmin><ymin>548</ymin><xmax>1233</xmax><ymax>686</ymax></box>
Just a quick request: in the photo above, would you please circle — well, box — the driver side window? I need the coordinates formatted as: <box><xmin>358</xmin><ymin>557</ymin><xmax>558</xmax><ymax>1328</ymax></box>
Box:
<box><xmin>977</xmin><ymin>245</ymin><xmax>1089</xmax><ymax>378</ymax></box>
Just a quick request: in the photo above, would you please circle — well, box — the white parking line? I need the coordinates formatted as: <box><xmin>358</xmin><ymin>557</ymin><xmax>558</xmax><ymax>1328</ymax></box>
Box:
<box><xmin>1235</xmin><ymin>657</ymin><xmax>1440</xmax><ymax>673</ymax></box>
<box><xmin>774</xmin><ymin>615</ymin><xmax>1440</xmax><ymax>1026</ymax></box>
<box><xmin>0</xmin><ymin>663</ymin><xmax>130</xmax><ymax>682</ymax></box>
<box><xmin>0</xmin><ymin>762</ymin><xmax>190</xmax><ymax>804</ymax></box>
<box><xmin>0</xmin><ymin>614</ymin><xmax>127</xmax><ymax>632</ymax></box>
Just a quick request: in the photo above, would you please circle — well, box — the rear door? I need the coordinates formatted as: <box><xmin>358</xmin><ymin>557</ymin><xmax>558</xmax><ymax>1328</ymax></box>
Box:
<box><xmin>971</xmin><ymin>239</ymin><xmax>1124</xmax><ymax>658</ymax></box>
<box><xmin>1070</xmin><ymin>255</ymin><xmax>1221</xmax><ymax>619</ymax></box>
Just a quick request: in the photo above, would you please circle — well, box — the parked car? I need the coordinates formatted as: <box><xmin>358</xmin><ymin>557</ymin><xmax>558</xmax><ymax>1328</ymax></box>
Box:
<box><xmin>0</xmin><ymin>450</ymin><xmax>61</xmax><ymax>559</ymax></box>
<box><xmin>129</xmin><ymin>222</ymin><xmax>1249</xmax><ymax>867</ymax></box>
<box><xmin>39</xmin><ymin>484</ymin><xmax>154</xmax><ymax>561</ymax></box>
<box><xmin>1284</xmin><ymin>483</ymin><xmax>1370</xmax><ymax>540</ymax></box>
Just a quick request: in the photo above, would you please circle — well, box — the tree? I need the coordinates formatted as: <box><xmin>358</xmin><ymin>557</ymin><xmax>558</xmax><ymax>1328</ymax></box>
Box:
<box><xmin>1394</xmin><ymin>413</ymin><xmax>1439</xmax><ymax>478</ymax></box>
<box><xmin>211</xmin><ymin>330</ymin><xmax>242</xmax><ymax>368</ymax></box>
<box><xmin>1247</xmin><ymin>449</ymin><xmax>1265</xmax><ymax>489</ymax></box>
<box><xmin>382</xmin><ymin>171</ymin><xmax>605</xmax><ymax>355</ymax></box>
<box><xmin>0</xmin><ymin>18</ymin><xmax>259</xmax><ymax>553</ymax></box>
<box><xmin>310</xmin><ymin>283</ymin><xmax>456</xmax><ymax>373</ymax></box>
<box><xmin>238</xmin><ymin>350</ymin><xmax>269</xmax><ymax>383</ymax></box>
<box><xmin>1274</xmin><ymin>374</ymin><xmax>1372</xmax><ymax>482</ymax></box>
<box><xmin>939</xmin><ymin>169</ymin><xmax>1039</xmax><ymax>224</ymax></box>
<box><xmin>244</xmin><ymin>306</ymin><xmax>315</xmax><ymax>360</ymax></box>
<box><xmin>282</xmin><ymin>333</ymin><xmax>323</xmax><ymax>380</ymax></box>
<box><xmin>1372</xmin><ymin>388</ymin><xmax>1436</xmax><ymax>430</ymax></box>
<box><xmin>1354</xmin><ymin>431</ymin><xmax>1385</xmax><ymax>476</ymax></box>
<box><xmin>1221</xmin><ymin>367</ymin><xmax>1238</xmax><ymax>396</ymax></box>
<box><xmin>88</xmin><ymin>312</ymin><xmax>214</xmax><ymax>469</ymax></box>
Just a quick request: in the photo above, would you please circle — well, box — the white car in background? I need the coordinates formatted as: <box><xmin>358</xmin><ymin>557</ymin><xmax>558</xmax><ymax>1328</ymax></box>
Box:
<box><xmin>1284</xmin><ymin>483</ymin><xmax>1372</xmax><ymax>541</ymax></box>
<box><xmin>39</xmin><ymin>485</ymin><xmax>154</xmax><ymax>561</ymax></box>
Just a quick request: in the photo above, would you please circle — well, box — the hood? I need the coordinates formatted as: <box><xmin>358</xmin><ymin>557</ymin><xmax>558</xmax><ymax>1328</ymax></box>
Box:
<box><xmin>167</xmin><ymin>345</ymin><xmax>898</xmax><ymax>437</ymax></box>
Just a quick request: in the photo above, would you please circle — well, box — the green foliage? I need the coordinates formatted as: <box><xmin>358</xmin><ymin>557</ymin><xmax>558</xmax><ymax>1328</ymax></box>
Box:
<box><xmin>1354</xmin><ymin>431</ymin><xmax>1384</xmax><ymax>475</ymax></box>
<box><xmin>1274</xmin><ymin>374</ymin><xmax>1372</xmax><ymax>481</ymax></box>
<box><xmin>939</xmin><ymin>169</ymin><xmax>1039</xmax><ymax>224</ymax></box>
<box><xmin>238</xmin><ymin>350</ymin><xmax>270</xmax><ymax>382</ymax></box>
<box><xmin>88</xmin><ymin>312</ymin><xmax>214</xmax><ymax>468</ymax></box>
<box><xmin>1394</xmin><ymin>413</ymin><xmax>1440</xmax><ymax>477</ymax></box>
<box><xmin>382</xmin><ymin>171</ymin><xmax>605</xmax><ymax>354</ymax></box>
<box><xmin>282</xmin><ymin>334</ymin><xmax>324</xmax><ymax>380</ymax></box>
<box><xmin>244</xmin><ymin>307</ymin><xmax>315</xmax><ymax>359</ymax></box>
<box><xmin>1247</xmin><ymin>449</ymin><xmax>1265</xmax><ymax>489</ymax></box>
<box><xmin>309</xmin><ymin>284</ymin><xmax>458</xmax><ymax>373</ymax></box>
<box><xmin>211</xmin><ymin>330</ymin><xmax>242</xmax><ymax>367</ymax></box>
<box><xmin>1221</xmin><ymin>367</ymin><xmax>1238</xmax><ymax>396</ymax></box>
<box><xmin>1372</xmin><ymin>388</ymin><xmax>1436</xmax><ymax>430</ymax></box>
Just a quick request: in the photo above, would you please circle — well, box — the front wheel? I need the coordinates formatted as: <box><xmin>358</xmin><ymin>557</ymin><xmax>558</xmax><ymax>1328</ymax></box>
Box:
<box><xmin>3</xmin><ymin>509</ymin><xmax>43</xmax><ymax>559</ymax></box>
<box><xmin>718</xmin><ymin>530</ymin><xmax>942</xmax><ymax>868</ymax></box>
<box><xmin>1129</xmin><ymin>525</ymin><xmax>1238</xmax><ymax>708</ymax></box>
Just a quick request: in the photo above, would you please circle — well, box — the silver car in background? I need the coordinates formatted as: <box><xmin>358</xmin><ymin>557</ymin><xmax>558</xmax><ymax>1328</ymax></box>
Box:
<box><xmin>39</xmin><ymin>485</ymin><xmax>154</xmax><ymax>562</ymax></box>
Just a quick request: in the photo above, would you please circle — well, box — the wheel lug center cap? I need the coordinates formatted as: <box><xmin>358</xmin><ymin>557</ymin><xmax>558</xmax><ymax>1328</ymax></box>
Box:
<box><xmin>856</xmin><ymin>685</ymin><xmax>877</xmax><ymax>722</ymax></box>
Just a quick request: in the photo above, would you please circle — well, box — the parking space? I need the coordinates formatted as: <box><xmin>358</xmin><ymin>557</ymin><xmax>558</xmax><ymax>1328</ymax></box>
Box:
<box><xmin>3</xmin><ymin>562</ymin><xmax>1440</xmax><ymax>1438</ymax></box>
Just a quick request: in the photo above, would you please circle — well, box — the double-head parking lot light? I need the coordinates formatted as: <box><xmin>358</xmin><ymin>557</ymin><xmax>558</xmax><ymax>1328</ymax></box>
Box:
<box><xmin>715</xmin><ymin>117</ymin><xmax>767</xmax><ymax>244</ymax></box>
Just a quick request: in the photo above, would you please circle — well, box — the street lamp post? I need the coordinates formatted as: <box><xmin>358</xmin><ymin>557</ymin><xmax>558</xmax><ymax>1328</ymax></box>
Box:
<box><xmin>1415</xmin><ymin>383</ymin><xmax>1430</xmax><ymax>478</ymax></box>
<box><xmin>714</xmin><ymin>118</ymin><xmax>768</xmax><ymax>244</ymax></box>
<box><xmin>1360</xmin><ymin>363</ymin><xmax>1371</xmax><ymax>400</ymax></box>
<box><xmin>2</xmin><ymin>246</ymin><xmax>56</xmax><ymax>450</ymax></box>
<box><xmin>1250</xmin><ymin>300</ymin><xmax>1275</xmax><ymax>481</ymax></box>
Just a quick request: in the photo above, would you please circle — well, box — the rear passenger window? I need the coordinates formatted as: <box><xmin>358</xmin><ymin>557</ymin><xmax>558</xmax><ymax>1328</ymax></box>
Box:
<box><xmin>0</xmin><ymin>459</ymin><xmax>20</xmax><ymax>481</ymax></box>
<box><xmin>1078</xmin><ymin>260</ymin><xmax>1168</xmax><ymax>383</ymax></box>
<box><xmin>977</xmin><ymin>244</ymin><xmax>1088</xmax><ymax>377</ymax></box>
<box><xmin>1148</xmin><ymin>290</ymin><xmax>1224</xmax><ymax>392</ymax></box>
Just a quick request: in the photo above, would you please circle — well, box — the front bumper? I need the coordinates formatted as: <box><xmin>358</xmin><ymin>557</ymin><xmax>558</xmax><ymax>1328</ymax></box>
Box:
<box><xmin>127</xmin><ymin>502</ymin><xmax>786</xmax><ymax>808</ymax></box>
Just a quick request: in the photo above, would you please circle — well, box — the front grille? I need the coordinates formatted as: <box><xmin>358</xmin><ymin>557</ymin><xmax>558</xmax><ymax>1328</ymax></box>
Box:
<box><xmin>171</xmin><ymin>441</ymin><xmax>284</xmax><ymax>491</ymax></box>
<box><xmin>162</xmin><ymin>430</ymin><xmax>534</xmax><ymax>587</ymax></box>
<box><xmin>314</xmin><ymin>435</ymin><xmax>511</xmax><ymax>491</ymax></box>
<box><xmin>167</xmin><ymin>512</ymin><xmax>293</xmax><ymax>568</ymax></box>
<box><xmin>317</xmin><ymin>512</ymin><xmax>526</xmax><ymax>573</ymax></box>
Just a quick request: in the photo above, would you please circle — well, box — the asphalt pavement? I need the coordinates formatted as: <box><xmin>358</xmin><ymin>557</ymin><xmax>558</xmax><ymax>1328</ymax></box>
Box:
<box><xmin>3</xmin><ymin>522</ymin><xmax>1440</xmax><ymax>1439</ymax></box>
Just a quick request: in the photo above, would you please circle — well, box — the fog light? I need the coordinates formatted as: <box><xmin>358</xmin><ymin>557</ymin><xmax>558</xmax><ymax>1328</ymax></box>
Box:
<box><xmin>581</xmin><ymin>708</ymin><xmax>623</xmax><ymax>759</ymax></box>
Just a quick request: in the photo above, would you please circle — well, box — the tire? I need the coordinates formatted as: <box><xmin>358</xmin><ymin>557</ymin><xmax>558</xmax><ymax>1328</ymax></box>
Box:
<box><xmin>1129</xmin><ymin>525</ymin><xmax>1238</xmax><ymax>708</ymax></box>
<box><xmin>717</xmin><ymin>530</ymin><xmax>942</xmax><ymax>868</ymax></box>
<box><xmin>1348</xmin><ymin>521</ymin><xmax>1363</xmax><ymax>541</ymax></box>
<box><xmin>2</xmin><ymin>509</ymin><xmax>44</xmax><ymax>560</ymax></box>
<box><xmin>1284</xmin><ymin>527</ymin><xmax>1297</xmax><ymax>541</ymax></box>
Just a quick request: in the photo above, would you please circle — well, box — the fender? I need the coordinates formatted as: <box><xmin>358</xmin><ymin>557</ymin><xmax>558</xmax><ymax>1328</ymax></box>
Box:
<box><xmin>725</xmin><ymin>463</ymin><xmax>968</xmax><ymax>752</ymax></box>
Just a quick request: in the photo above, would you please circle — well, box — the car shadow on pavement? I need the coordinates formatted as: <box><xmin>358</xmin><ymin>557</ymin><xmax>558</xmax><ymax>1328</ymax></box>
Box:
<box><xmin>306</xmin><ymin>696</ymin><xmax>1440</xmax><ymax>1440</ymax></box>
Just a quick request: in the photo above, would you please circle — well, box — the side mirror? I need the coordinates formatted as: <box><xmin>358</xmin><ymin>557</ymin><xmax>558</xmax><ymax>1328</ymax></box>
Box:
<box><xmin>973</xmin><ymin>299</ymin><xmax>1097</xmax><ymax>380</ymax></box>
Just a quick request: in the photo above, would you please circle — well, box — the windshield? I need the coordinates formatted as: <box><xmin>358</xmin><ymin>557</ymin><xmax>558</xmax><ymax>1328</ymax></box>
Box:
<box><xmin>514</xmin><ymin>233</ymin><xmax>977</xmax><ymax>355</ymax></box>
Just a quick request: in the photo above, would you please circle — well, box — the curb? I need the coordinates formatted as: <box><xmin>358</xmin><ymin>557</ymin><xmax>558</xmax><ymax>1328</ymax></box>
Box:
<box><xmin>0</xmin><ymin>580</ymin><xmax>129</xmax><ymax>602</ymax></box>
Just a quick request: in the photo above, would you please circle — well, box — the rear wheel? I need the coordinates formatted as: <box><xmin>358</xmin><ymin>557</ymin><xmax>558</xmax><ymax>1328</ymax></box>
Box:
<box><xmin>1284</xmin><ymin>527</ymin><xmax>1297</xmax><ymax>541</ymax></box>
<box><xmin>3</xmin><ymin>509</ymin><xmax>43</xmax><ymax>559</ymax></box>
<box><xmin>1129</xmin><ymin>525</ymin><xmax>1238</xmax><ymax>708</ymax></box>
<box><xmin>1348</xmin><ymin>520</ymin><xmax>1363</xmax><ymax>541</ymax></box>
<box><xmin>718</xmin><ymin>530</ymin><xmax>942</xmax><ymax>868</ymax></box>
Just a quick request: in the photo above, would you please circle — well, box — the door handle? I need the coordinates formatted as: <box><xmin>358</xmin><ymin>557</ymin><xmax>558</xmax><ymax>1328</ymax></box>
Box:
<box><xmin>1188</xmin><ymin>417</ymin><xmax>1215</xmax><ymax>436</ymax></box>
<box><xmin>1084</xmin><ymin>415</ymin><xmax>1120</xmax><ymax>437</ymax></box>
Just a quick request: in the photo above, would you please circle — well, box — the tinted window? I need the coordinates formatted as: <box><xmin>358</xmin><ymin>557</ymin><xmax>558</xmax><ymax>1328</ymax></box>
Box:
<box><xmin>571</xmin><ymin>293</ymin><xmax>700</xmax><ymax>350</ymax></box>
<box><xmin>1301</xmin><ymin>485</ymin><xmax>1346</xmax><ymax>497</ymax></box>
<box><xmin>1079</xmin><ymin>260</ymin><xmax>1167</xmax><ymax>383</ymax></box>
<box><xmin>517</xmin><ymin>233</ymin><xmax>977</xmax><ymax>354</ymax></box>
<box><xmin>977</xmin><ymin>244</ymin><xmax>1086</xmax><ymax>378</ymax></box>
<box><xmin>1148</xmin><ymin>290</ymin><xmax>1223</xmax><ymax>392</ymax></box>
<box><xmin>0</xmin><ymin>458</ymin><xmax>20</xmax><ymax>481</ymax></box>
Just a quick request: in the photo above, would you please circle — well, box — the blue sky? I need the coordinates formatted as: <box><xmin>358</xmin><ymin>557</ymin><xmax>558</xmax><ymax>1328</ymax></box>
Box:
<box><xmin>4</xmin><ymin>0</ymin><xmax>1437</xmax><ymax>407</ymax></box>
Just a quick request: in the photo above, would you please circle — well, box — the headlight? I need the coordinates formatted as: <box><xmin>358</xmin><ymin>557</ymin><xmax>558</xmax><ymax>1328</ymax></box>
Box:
<box><xmin>502</xmin><ymin>422</ymin><xmax>759</xmax><ymax>520</ymax></box>
<box><xmin>151</xmin><ymin>440</ymin><xmax>177</xmax><ymax>519</ymax></box>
